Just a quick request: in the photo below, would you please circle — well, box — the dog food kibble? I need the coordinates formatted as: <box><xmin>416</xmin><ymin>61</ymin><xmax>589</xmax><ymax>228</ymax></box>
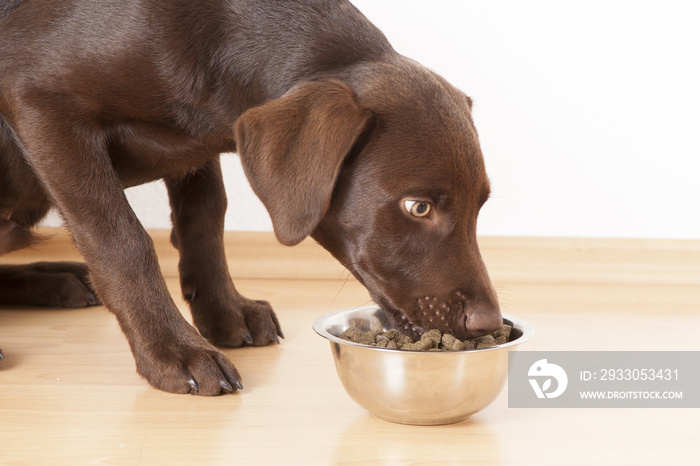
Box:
<box><xmin>340</xmin><ymin>328</ymin><xmax>379</xmax><ymax>346</ymax></box>
<box><xmin>473</xmin><ymin>335</ymin><xmax>497</xmax><ymax>349</ymax></box>
<box><xmin>491</xmin><ymin>325</ymin><xmax>511</xmax><ymax>345</ymax></box>
<box><xmin>340</xmin><ymin>324</ymin><xmax>512</xmax><ymax>351</ymax></box>
<box><xmin>441</xmin><ymin>333</ymin><xmax>465</xmax><ymax>351</ymax></box>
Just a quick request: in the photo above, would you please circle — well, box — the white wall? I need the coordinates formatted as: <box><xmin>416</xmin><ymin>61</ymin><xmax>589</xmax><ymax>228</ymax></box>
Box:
<box><xmin>43</xmin><ymin>1</ymin><xmax>700</xmax><ymax>239</ymax></box>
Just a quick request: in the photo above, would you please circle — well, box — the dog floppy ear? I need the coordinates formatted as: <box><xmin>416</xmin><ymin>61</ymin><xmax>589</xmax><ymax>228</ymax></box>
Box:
<box><xmin>234</xmin><ymin>80</ymin><xmax>373</xmax><ymax>246</ymax></box>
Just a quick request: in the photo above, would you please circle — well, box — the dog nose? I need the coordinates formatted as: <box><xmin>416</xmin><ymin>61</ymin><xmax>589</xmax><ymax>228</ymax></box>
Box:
<box><xmin>465</xmin><ymin>307</ymin><xmax>503</xmax><ymax>338</ymax></box>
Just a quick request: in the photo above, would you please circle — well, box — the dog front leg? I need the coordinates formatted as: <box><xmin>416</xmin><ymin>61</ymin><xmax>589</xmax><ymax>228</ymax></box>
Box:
<box><xmin>18</xmin><ymin>121</ymin><xmax>240</xmax><ymax>395</ymax></box>
<box><xmin>166</xmin><ymin>159</ymin><xmax>283</xmax><ymax>348</ymax></box>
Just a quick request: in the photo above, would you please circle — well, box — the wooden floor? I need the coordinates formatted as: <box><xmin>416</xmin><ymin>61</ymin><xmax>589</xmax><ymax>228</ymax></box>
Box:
<box><xmin>1</xmin><ymin>229</ymin><xmax>699</xmax><ymax>465</ymax></box>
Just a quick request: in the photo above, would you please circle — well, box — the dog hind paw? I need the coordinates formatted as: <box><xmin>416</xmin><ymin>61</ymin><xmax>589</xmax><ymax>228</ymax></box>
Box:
<box><xmin>0</xmin><ymin>261</ymin><xmax>101</xmax><ymax>307</ymax></box>
<box><xmin>192</xmin><ymin>295</ymin><xmax>284</xmax><ymax>348</ymax></box>
<box><xmin>32</xmin><ymin>262</ymin><xmax>101</xmax><ymax>307</ymax></box>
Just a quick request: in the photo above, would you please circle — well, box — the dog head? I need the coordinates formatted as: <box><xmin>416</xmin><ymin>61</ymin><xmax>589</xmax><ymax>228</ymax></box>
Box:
<box><xmin>234</xmin><ymin>59</ymin><xmax>501</xmax><ymax>340</ymax></box>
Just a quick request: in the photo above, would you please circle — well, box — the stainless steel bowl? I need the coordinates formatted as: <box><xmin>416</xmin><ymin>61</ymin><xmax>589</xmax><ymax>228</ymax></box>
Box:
<box><xmin>313</xmin><ymin>306</ymin><xmax>534</xmax><ymax>425</ymax></box>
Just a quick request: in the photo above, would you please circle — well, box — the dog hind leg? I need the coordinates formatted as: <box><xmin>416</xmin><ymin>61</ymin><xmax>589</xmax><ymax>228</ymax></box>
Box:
<box><xmin>166</xmin><ymin>158</ymin><xmax>283</xmax><ymax>348</ymax></box>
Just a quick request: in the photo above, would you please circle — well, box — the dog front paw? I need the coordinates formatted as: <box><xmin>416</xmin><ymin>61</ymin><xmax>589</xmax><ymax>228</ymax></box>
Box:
<box><xmin>135</xmin><ymin>336</ymin><xmax>242</xmax><ymax>396</ymax></box>
<box><xmin>190</xmin><ymin>293</ymin><xmax>284</xmax><ymax>348</ymax></box>
<box><xmin>239</xmin><ymin>298</ymin><xmax>285</xmax><ymax>346</ymax></box>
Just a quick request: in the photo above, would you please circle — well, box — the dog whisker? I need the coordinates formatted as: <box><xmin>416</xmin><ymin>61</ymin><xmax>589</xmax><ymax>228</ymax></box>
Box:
<box><xmin>324</xmin><ymin>268</ymin><xmax>357</xmax><ymax>313</ymax></box>
<box><xmin>350</xmin><ymin>298</ymin><xmax>377</xmax><ymax>311</ymax></box>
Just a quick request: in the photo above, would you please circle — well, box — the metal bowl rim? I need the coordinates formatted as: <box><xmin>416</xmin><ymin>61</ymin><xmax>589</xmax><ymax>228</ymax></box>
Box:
<box><xmin>313</xmin><ymin>305</ymin><xmax>534</xmax><ymax>353</ymax></box>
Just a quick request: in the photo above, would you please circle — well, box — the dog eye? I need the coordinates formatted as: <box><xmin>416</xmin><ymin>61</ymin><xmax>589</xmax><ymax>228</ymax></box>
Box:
<box><xmin>404</xmin><ymin>200</ymin><xmax>431</xmax><ymax>218</ymax></box>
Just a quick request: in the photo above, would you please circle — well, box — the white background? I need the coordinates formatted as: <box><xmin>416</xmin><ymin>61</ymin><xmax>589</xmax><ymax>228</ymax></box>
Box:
<box><xmin>42</xmin><ymin>0</ymin><xmax>700</xmax><ymax>239</ymax></box>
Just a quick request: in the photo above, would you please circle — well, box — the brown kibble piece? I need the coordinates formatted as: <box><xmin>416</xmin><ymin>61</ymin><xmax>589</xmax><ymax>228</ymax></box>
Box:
<box><xmin>403</xmin><ymin>338</ymin><xmax>434</xmax><ymax>351</ymax></box>
<box><xmin>340</xmin><ymin>327</ymin><xmax>363</xmax><ymax>341</ymax></box>
<box><xmin>341</xmin><ymin>328</ymin><xmax>377</xmax><ymax>346</ymax></box>
<box><xmin>441</xmin><ymin>333</ymin><xmax>465</xmax><ymax>351</ymax></box>
<box><xmin>398</xmin><ymin>334</ymin><xmax>414</xmax><ymax>347</ymax></box>
<box><xmin>473</xmin><ymin>335</ymin><xmax>497</xmax><ymax>349</ymax></box>
<box><xmin>462</xmin><ymin>339</ymin><xmax>475</xmax><ymax>350</ymax></box>
<box><xmin>382</xmin><ymin>329</ymin><xmax>402</xmax><ymax>340</ymax></box>
<box><xmin>376</xmin><ymin>338</ymin><xmax>389</xmax><ymax>348</ymax></box>
<box><xmin>420</xmin><ymin>329</ymin><xmax>442</xmax><ymax>346</ymax></box>
<box><xmin>491</xmin><ymin>324</ymin><xmax>512</xmax><ymax>342</ymax></box>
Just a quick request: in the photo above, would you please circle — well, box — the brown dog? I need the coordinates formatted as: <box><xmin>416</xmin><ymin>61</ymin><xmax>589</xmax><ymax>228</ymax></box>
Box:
<box><xmin>0</xmin><ymin>0</ymin><xmax>501</xmax><ymax>393</ymax></box>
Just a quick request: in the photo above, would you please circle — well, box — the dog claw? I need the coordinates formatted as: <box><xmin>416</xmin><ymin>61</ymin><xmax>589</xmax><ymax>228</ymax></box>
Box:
<box><xmin>87</xmin><ymin>293</ymin><xmax>99</xmax><ymax>306</ymax></box>
<box><xmin>220</xmin><ymin>380</ymin><xmax>234</xmax><ymax>394</ymax></box>
<box><xmin>187</xmin><ymin>378</ymin><xmax>199</xmax><ymax>393</ymax></box>
<box><xmin>242</xmin><ymin>333</ymin><xmax>254</xmax><ymax>345</ymax></box>
<box><xmin>235</xmin><ymin>380</ymin><xmax>243</xmax><ymax>391</ymax></box>
<box><xmin>0</xmin><ymin>348</ymin><xmax>4</xmax><ymax>360</ymax></box>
